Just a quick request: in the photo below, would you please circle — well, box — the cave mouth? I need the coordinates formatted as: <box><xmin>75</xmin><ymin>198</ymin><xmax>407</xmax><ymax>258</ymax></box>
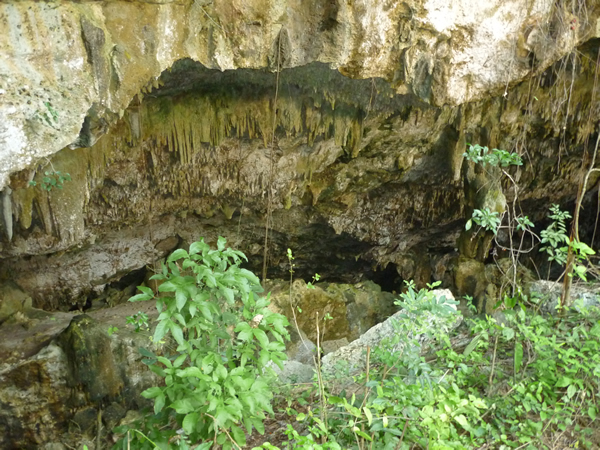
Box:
<box><xmin>5</xmin><ymin>57</ymin><xmax>457</xmax><ymax>313</ymax></box>
<box><xmin>142</xmin><ymin>59</ymin><xmax>416</xmax><ymax>114</ymax></box>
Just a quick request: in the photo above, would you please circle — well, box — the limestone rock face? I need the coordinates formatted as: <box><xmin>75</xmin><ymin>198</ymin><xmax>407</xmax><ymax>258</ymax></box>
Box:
<box><xmin>321</xmin><ymin>288</ymin><xmax>460</xmax><ymax>373</ymax></box>
<box><xmin>0</xmin><ymin>1</ymin><xmax>598</xmax><ymax>313</ymax></box>
<box><xmin>0</xmin><ymin>0</ymin><xmax>596</xmax><ymax>190</ymax></box>
<box><xmin>268</xmin><ymin>279</ymin><xmax>396</xmax><ymax>343</ymax></box>
<box><xmin>0</xmin><ymin>302</ymin><xmax>160</xmax><ymax>449</ymax></box>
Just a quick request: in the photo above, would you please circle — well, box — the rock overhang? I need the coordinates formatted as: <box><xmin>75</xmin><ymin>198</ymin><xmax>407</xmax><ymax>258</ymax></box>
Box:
<box><xmin>0</xmin><ymin>0</ymin><xmax>594</xmax><ymax>189</ymax></box>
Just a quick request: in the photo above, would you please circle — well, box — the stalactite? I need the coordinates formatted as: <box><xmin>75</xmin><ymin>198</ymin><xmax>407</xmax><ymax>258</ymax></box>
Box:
<box><xmin>138</xmin><ymin>89</ymin><xmax>364</xmax><ymax>167</ymax></box>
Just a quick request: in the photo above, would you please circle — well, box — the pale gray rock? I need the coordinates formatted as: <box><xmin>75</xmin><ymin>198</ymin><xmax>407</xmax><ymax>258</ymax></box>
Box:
<box><xmin>322</xmin><ymin>289</ymin><xmax>461</xmax><ymax>374</ymax></box>
<box><xmin>322</xmin><ymin>338</ymin><xmax>349</xmax><ymax>355</ymax></box>
<box><xmin>286</xmin><ymin>326</ymin><xmax>317</xmax><ymax>366</ymax></box>
<box><xmin>272</xmin><ymin>360</ymin><xmax>315</xmax><ymax>385</ymax></box>
<box><xmin>529</xmin><ymin>280</ymin><xmax>600</xmax><ymax>314</ymax></box>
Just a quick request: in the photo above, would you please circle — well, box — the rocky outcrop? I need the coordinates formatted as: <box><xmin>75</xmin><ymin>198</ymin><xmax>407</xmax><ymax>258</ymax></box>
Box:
<box><xmin>0</xmin><ymin>301</ymin><xmax>159</xmax><ymax>449</ymax></box>
<box><xmin>0</xmin><ymin>0</ymin><xmax>597</xmax><ymax>189</ymax></box>
<box><xmin>268</xmin><ymin>278</ymin><xmax>397</xmax><ymax>343</ymax></box>
<box><xmin>0</xmin><ymin>277</ymin><xmax>394</xmax><ymax>448</ymax></box>
<box><xmin>321</xmin><ymin>288</ymin><xmax>460</xmax><ymax>373</ymax></box>
<box><xmin>0</xmin><ymin>1</ymin><xmax>598</xmax><ymax>311</ymax></box>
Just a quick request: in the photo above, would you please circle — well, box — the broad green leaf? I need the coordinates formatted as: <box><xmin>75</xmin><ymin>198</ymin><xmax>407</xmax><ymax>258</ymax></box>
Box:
<box><xmin>170</xmin><ymin>322</ymin><xmax>185</xmax><ymax>346</ymax></box>
<box><xmin>202</xmin><ymin>355</ymin><xmax>214</xmax><ymax>374</ymax></box>
<box><xmin>173</xmin><ymin>313</ymin><xmax>187</xmax><ymax>327</ymax></box>
<box><xmin>230</xmin><ymin>424</ymin><xmax>246</xmax><ymax>447</ymax></box>
<box><xmin>157</xmin><ymin>356</ymin><xmax>173</xmax><ymax>368</ymax></box>
<box><xmin>137</xmin><ymin>285</ymin><xmax>154</xmax><ymax>296</ymax></box>
<box><xmin>138</xmin><ymin>347</ymin><xmax>155</xmax><ymax>358</ymax></box>
<box><xmin>205</xmin><ymin>273</ymin><xmax>217</xmax><ymax>287</ymax></box>
<box><xmin>168</xmin><ymin>249</ymin><xmax>189</xmax><ymax>262</ymax></box>
<box><xmin>179</xmin><ymin>366</ymin><xmax>204</xmax><ymax>378</ymax></box>
<box><xmin>589</xmin><ymin>406</ymin><xmax>597</xmax><ymax>421</ymax></box>
<box><xmin>237</xmin><ymin>328</ymin><xmax>253</xmax><ymax>343</ymax></box>
<box><xmin>215</xmin><ymin>364</ymin><xmax>228</xmax><ymax>380</ymax></box>
<box><xmin>173</xmin><ymin>354</ymin><xmax>187</xmax><ymax>368</ymax></box>
<box><xmin>214</xmin><ymin>405</ymin><xmax>233</xmax><ymax>427</ymax></box>
<box><xmin>253</xmin><ymin>328</ymin><xmax>269</xmax><ymax>348</ymax></box>
<box><xmin>189</xmin><ymin>240</ymin><xmax>207</xmax><ymax>255</ymax></box>
<box><xmin>158</xmin><ymin>281</ymin><xmax>177</xmax><ymax>292</ymax></box>
<box><xmin>454</xmin><ymin>414</ymin><xmax>472</xmax><ymax>432</ymax></box>
<box><xmin>556</xmin><ymin>376</ymin><xmax>573</xmax><ymax>388</ymax></box>
<box><xmin>182</xmin><ymin>412</ymin><xmax>199</xmax><ymax>435</ymax></box>
<box><xmin>154</xmin><ymin>393</ymin><xmax>165</xmax><ymax>414</ymax></box>
<box><xmin>182</xmin><ymin>258</ymin><xmax>196</xmax><ymax>270</ymax></box>
<box><xmin>514</xmin><ymin>341</ymin><xmax>523</xmax><ymax>374</ymax></box>
<box><xmin>220</xmin><ymin>286</ymin><xmax>235</xmax><ymax>304</ymax></box>
<box><xmin>148</xmin><ymin>364</ymin><xmax>166</xmax><ymax>377</ymax></box>
<box><xmin>141</xmin><ymin>386</ymin><xmax>162</xmax><ymax>399</ymax></box>
<box><xmin>353</xmin><ymin>428</ymin><xmax>373</xmax><ymax>441</ymax></box>
<box><xmin>171</xmin><ymin>398</ymin><xmax>195</xmax><ymax>414</ymax></box>
<box><xmin>176</xmin><ymin>289</ymin><xmax>188</xmax><ymax>311</ymax></box>
<box><xmin>198</xmin><ymin>302</ymin><xmax>213</xmax><ymax>321</ymax></box>
<box><xmin>234</xmin><ymin>322</ymin><xmax>251</xmax><ymax>333</ymax></box>
<box><xmin>363</xmin><ymin>407</ymin><xmax>373</xmax><ymax>426</ymax></box>
<box><xmin>129</xmin><ymin>293</ymin><xmax>152</xmax><ymax>302</ymax></box>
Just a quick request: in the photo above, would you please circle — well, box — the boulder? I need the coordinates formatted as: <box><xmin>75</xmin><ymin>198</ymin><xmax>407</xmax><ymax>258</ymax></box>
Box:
<box><xmin>322</xmin><ymin>289</ymin><xmax>461</xmax><ymax>374</ymax></box>
<box><xmin>269</xmin><ymin>279</ymin><xmax>396</xmax><ymax>343</ymax></box>
<box><xmin>528</xmin><ymin>280</ymin><xmax>600</xmax><ymax>313</ymax></box>
<box><xmin>0</xmin><ymin>301</ymin><xmax>160</xmax><ymax>448</ymax></box>
<box><xmin>271</xmin><ymin>360</ymin><xmax>315</xmax><ymax>385</ymax></box>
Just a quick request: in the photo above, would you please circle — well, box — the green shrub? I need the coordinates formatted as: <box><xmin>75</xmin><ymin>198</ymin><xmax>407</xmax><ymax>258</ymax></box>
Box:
<box><xmin>114</xmin><ymin>237</ymin><xmax>290</xmax><ymax>449</ymax></box>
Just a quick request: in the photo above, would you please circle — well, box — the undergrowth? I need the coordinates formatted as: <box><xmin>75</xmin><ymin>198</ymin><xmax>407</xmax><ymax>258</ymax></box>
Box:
<box><xmin>111</xmin><ymin>239</ymin><xmax>600</xmax><ymax>449</ymax></box>
<box><xmin>252</xmin><ymin>289</ymin><xmax>600</xmax><ymax>450</ymax></box>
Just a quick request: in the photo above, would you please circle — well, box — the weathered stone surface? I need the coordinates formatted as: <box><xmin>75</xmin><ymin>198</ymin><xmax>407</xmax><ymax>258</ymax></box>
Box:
<box><xmin>0</xmin><ymin>281</ymin><xmax>32</xmax><ymax>322</ymax></box>
<box><xmin>285</xmin><ymin>325</ymin><xmax>317</xmax><ymax>366</ymax></box>
<box><xmin>269</xmin><ymin>279</ymin><xmax>396</xmax><ymax>343</ymax></box>
<box><xmin>455</xmin><ymin>258</ymin><xmax>487</xmax><ymax>304</ymax></box>
<box><xmin>1</xmin><ymin>0</ymin><xmax>594</xmax><ymax>191</ymax></box>
<box><xmin>321</xmin><ymin>289</ymin><xmax>460</xmax><ymax>373</ymax></box>
<box><xmin>322</xmin><ymin>338</ymin><xmax>349</xmax><ymax>355</ymax></box>
<box><xmin>271</xmin><ymin>360</ymin><xmax>315</xmax><ymax>385</ymax></box>
<box><xmin>1</xmin><ymin>35</ymin><xmax>598</xmax><ymax>310</ymax></box>
<box><xmin>529</xmin><ymin>280</ymin><xmax>600</xmax><ymax>313</ymax></box>
<box><xmin>0</xmin><ymin>301</ymin><xmax>159</xmax><ymax>448</ymax></box>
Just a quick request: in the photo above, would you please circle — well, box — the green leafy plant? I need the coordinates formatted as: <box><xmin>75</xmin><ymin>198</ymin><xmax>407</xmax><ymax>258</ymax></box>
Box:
<box><xmin>466</xmin><ymin>207</ymin><xmax>502</xmax><ymax>234</ymax></box>
<box><xmin>115</xmin><ymin>237</ymin><xmax>290</xmax><ymax>449</ymax></box>
<box><xmin>107</xmin><ymin>325</ymin><xmax>119</xmax><ymax>336</ymax></box>
<box><xmin>463</xmin><ymin>144</ymin><xmax>522</xmax><ymax>236</ymax></box>
<box><xmin>33</xmin><ymin>101</ymin><xmax>59</xmax><ymax>129</ymax></box>
<box><xmin>463</xmin><ymin>143</ymin><xmax>523</xmax><ymax>168</ymax></box>
<box><xmin>540</xmin><ymin>204</ymin><xmax>572</xmax><ymax>265</ymax></box>
<box><xmin>248</xmin><ymin>283</ymin><xmax>600</xmax><ymax>449</ymax></box>
<box><xmin>126</xmin><ymin>311</ymin><xmax>150</xmax><ymax>333</ymax></box>
<box><xmin>540</xmin><ymin>204</ymin><xmax>595</xmax><ymax>281</ymax></box>
<box><xmin>29</xmin><ymin>170</ymin><xmax>71</xmax><ymax>192</ymax></box>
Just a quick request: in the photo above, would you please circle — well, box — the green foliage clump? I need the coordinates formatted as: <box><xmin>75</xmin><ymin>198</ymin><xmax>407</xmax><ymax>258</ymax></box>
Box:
<box><xmin>109</xmin><ymin>240</ymin><xmax>599</xmax><ymax>450</ymax></box>
<box><xmin>29</xmin><ymin>170</ymin><xmax>71</xmax><ymax>192</ymax></box>
<box><xmin>463</xmin><ymin>143</ymin><xmax>594</xmax><ymax>285</ymax></box>
<box><xmin>253</xmin><ymin>286</ymin><xmax>600</xmax><ymax>450</ymax></box>
<box><xmin>540</xmin><ymin>204</ymin><xmax>594</xmax><ymax>280</ymax></box>
<box><xmin>114</xmin><ymin>237</ymin><xmax>290</xmax><ymax>449</ymax></box>
<box><xmin>463</xmin><ymin>143</ymin><xmax>523</xmax><ymax>167</ymax></box>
